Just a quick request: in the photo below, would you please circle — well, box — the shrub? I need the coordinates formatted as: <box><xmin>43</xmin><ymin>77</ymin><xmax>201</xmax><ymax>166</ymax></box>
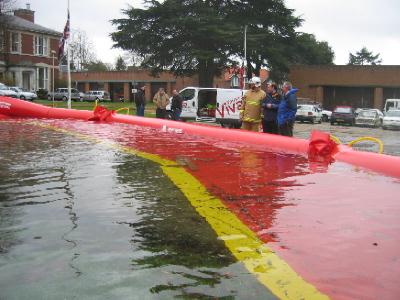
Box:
<box><xmin>36</xmin><ymin>89</ymin><xmax>48</xmax><ymax>99</ymax></box>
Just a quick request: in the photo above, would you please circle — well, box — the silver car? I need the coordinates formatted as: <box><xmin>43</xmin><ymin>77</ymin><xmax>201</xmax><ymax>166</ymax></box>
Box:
<box><xmin>83</xmin><ymin>91</ymin><xmax>111</xmax><ymax>102</ymax></box>
<box><xmin>48</xmin><ymin>88</ymin><xmax>82</xmax><ymax>101</ymax></box>
<box><xmin>355</xmin><ymin>109</ymin><xmax>383</xmax><ymax>128</ymax></box>
<box><xmin>9</xmin><ymin>87</ymin><xmax>37</xmax><ymax>101</ymax></box>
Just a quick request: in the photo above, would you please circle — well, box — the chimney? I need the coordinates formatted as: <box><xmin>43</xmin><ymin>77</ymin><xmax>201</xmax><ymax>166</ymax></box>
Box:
<box><xmin>14</xmin><ymin>3</ymin><xmax>35</xmax><ymax>23</ymax></box>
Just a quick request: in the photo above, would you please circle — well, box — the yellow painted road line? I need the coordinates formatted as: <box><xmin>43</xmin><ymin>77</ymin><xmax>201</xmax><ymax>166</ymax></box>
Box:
<box><xmin>31</xmin><ymin>121</ymin><xmax>329</xmax><ymax>300</ymax></box>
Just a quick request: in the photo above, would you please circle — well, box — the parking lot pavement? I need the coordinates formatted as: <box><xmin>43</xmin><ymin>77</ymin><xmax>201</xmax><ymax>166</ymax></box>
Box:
<box><xmin>293</xmin><ymin>122</ymin><xmax>400</xmax><ymax>156</ymax></box>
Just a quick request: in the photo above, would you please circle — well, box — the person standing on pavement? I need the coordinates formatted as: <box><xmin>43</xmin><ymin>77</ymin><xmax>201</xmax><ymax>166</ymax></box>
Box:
<box><xmin>171</xmin><ymin>89</ymin><xmax>183</xmax><ymax>121</ymax></box>
<box><xmin>277</xmin><ymin>81</ymin><xmax>298</xmax><ymax>137</ymax></box>
<box><xmin>262</xmin><ymin>82</ymin><xmax>281</xmax><ymax>134</ymax></box>
<box><xmin>135</xmin><ymin>86</ymin><xmax>146</xmax><ymax>117</ymax></box>
<box><xmin>153</xmin><ymin>87</ymin><xmax>170</xmax><ymax>119</ymax></box>
<box><xmin>240</xmin><ymin>77</ymin><xmax>266</xmax><ymax>132</ymax></box>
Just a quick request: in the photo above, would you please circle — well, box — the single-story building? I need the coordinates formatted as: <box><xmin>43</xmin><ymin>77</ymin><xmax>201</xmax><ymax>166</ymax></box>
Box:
<box><xmin>70</xmin><ymin>68</ymin><xmax>269</xmax><ymax>102</ymax></box>
<box><xmin>289</xmin><ymin>65</ymin><xmax>400</xmax><ymax>110</ymax></box>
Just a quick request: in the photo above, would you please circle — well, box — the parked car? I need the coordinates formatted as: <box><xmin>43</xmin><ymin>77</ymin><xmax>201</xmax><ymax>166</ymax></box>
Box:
<box><xmin>355</xmin><ymin>109</ymin><xmax>383</xmax><ymax>127</ymax></box>
<box><xmin>48</xmin><ymin>88</ymin><xmax>83</xmax><ymax>101</ymax></box>
<box><xmin>382</xmin><ymin>110</ymin><xmax>400</xmax><ymax>130</ymax></box>
<box><xmin>83</xmin><ymin>91</ymin><xmax>111</xmax><ymax>102</ymax></box>
<box><xmin>321</xmin><ymin>109</ymin><xmax>332</xmax><ymax>122</ymax></box>
<box><xmin>9</xmin><ymin>87</ymin><xmax>37</xmax><ymax>101</ymax></box>
<box><xmin>0</xmin><ymin>83</ymin><xmax>18</xmax><ymax>98</ymax></box>
<box><xmin>330</xmin><ymin>106</ymin><xmax>356</xmax><ymax>126</ymax></box>
<box><xmin>295</xmin><ymin>104</ymin><xmax>322</xmax><ymax>123</ymax></box>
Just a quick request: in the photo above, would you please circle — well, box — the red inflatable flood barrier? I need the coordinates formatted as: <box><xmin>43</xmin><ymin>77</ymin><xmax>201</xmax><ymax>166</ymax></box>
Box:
<box><xmin>1</xmin><ymin>97</ymin><xmax>400</xmax><ymax>179</ymax></box>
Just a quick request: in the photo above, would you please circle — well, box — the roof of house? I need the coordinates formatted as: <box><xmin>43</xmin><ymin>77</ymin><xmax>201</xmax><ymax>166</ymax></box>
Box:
<box><xmin>0</xmin><ymin>14</ymin><xmax>62</xmax><ymax>37</ymax></box>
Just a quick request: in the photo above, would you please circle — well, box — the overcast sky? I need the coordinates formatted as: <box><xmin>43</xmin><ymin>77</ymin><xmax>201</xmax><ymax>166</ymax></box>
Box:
<box><xmin>19</xmin><ymin>0</ymin><xmax>400</xmax><ymax>65</ymax></box>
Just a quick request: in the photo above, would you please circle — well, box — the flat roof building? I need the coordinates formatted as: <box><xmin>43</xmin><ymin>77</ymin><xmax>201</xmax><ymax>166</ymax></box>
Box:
<box><xmin>70</xmin><ymin>68</ymin><xmax>269</xmax><ymax>102</ymax></box>
<box><xmin>289</xmin><ymin>65</ymin><xmax>400</xmax><ymax>110</ymax></box>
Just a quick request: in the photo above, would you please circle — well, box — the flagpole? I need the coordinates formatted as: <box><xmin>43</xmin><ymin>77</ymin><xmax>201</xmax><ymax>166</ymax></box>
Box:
<box><xmin>67</xmin><ymin>0</ymin><xmax>71</xmax><ymax>109</ymax></box>
<box><xmin>243</xmin><ymin>25</ymin><xmax>247</xmax><ymax>86</ymax></box>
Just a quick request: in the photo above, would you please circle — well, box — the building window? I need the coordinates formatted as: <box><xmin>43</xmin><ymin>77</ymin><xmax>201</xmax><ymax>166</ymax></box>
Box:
<box><xmin>230</xmin><ymin>75</ymin><xmax>239</xmax><ymax>88</ymax></box>
<box><xmin>11</xmin><ymin>32</ymin><xmax>21</xmax><ymax>53</ymax></box>
<box><xmin>35</xmin><ymin>35</ymin><xmax>48</xmax><ymax>56</ymax></box>
<box><xmin>37</xmin><ymin>67</ymin><xmax>49</xmax><ymax>89</ymax></box>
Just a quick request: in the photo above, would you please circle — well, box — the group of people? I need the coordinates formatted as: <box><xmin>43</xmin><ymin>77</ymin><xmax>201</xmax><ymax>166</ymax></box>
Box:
<box><xmin>134</xmin><ymin>86</ymin><xmax>183</xmax><ymax>120</ymax></box>
<box><xmin>240</xmin><ymin>77</ymin><xmax>298</xmax><ymax>137</ymax></box>
<box><xmin>134</xmin><ymin>77</ymin><xmax>297</xmax><ymax>137</ymax></box>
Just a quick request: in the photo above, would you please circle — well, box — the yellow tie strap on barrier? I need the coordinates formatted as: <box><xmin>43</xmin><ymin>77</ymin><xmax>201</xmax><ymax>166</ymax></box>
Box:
<box><xmin>330</xmin><ymin>135</ymin><xmax>342</xmax><ymax>145</ymax></box>
<box><xmin>115</xmin><ymin>107</ymin><xmax>130</xmax><ymax>115</ymax></box>
<box><xmin>348</xmin><ymin>137</ymin><xmax>384</xmax><ymax>154</ymax></box>
<box><xmin>93</xmin><ymin>100</ymin><xmax>98</xmax><ymax>111</ymax></box>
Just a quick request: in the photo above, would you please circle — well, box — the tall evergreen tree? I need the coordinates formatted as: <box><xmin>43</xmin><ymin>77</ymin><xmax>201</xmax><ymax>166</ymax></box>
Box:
<box><xmin>292</xmin><ymin>33</ymin><xmax>334</xmax><ymax>65</ymax></box>
<box><xmin>111</xmin><ymin>0</ymin><xmax>334</xmax><ymax>85</ymax></box>
<box><xmin>348</xmin><ymin>47</ymin><xmax>382</xmax><ymax>65</ymax></box>
<box><xmin>115</xmin><ymin>55</ymin><xmax>127</xmax><ymax>71</ymax></box>
<box><xmin>112</xmin><ymin>0</ymin><xmax>237</xmax><ymax>87</ymax></box>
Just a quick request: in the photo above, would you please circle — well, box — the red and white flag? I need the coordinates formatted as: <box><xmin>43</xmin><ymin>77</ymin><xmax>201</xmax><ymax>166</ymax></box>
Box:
<box><xmin>58</xmin><ymin>11</ymin><xmax>70</xmax><ymax>60</ymax></box>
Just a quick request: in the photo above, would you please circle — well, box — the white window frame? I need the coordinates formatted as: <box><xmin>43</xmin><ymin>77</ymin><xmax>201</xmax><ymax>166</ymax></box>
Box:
<box><xmin>36</xmin><ymin>67</ymin><xmax>49</xmax><ymax>90</ymax></box>
<box><xmin>10</xmin><ymin>31</ymin><xmax>21</xmax><ymax>53</ymax></box>
<box><xmin>231</xmin><ymin>75</ymin><xmax>239</xmax><ymax>88</ymax></box>
<box><xmin>34</xmin><ymin>35</ymin><xmax>49</xmax><ymax>56</ymax></box>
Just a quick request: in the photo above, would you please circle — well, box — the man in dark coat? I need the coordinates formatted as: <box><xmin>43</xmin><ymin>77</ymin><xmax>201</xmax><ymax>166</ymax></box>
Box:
<box><xmin>171</xmin><ymin>89</ymin><xmax>183</xmax><ymax>120</ymax></box>
<box><xmin>135</xmin><ymin>86</ymin><xmax>146</xmax><ymax>117</ymax></box>
<box><xmin>277</xmin><ymin>82</ymin><xmax>298</xmax><ymax>137</ymax></box>
<box><xmin>262</xmin><ymin>82</ymin><xmax>281</xmax><ymax>134</ymax></box>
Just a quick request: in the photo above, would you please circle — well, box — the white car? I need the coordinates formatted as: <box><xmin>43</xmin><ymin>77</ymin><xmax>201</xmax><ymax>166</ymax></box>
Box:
<box><xmin>9</xmin><ymin>87</ymin><xmax>37</xmax><ymax>101</ymax></box>
<box><xmin>382</xmin><ymin>110</ymin><xmax>400</xmax><ymax>130</ymax></box>
<box><xmin>321</xmin><ymin>109</ymin><xmax>332</xmax><ymax>122</ymax></box>
<box><xmin>295</xmin><ymin>104</ymin><xmax>322</xmax><ymax>123</ymax></box>
<box><xmin>0</xmin><ymin>83</ymin><xmax>18</xmax><ymax>98</ymax></box>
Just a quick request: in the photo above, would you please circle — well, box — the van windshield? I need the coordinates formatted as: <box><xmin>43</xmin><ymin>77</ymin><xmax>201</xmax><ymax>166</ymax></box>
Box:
<box><xmin>386</xmin><ymin>102</ymin><xmax>395</xmax><ymax>111</ymax></box>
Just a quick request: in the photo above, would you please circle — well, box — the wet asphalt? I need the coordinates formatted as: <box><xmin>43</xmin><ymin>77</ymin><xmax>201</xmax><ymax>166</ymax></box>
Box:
<box><xmin>293</xmin><ymin>122</ymin><xmax>400</xmax><ymax>156</ymax></box>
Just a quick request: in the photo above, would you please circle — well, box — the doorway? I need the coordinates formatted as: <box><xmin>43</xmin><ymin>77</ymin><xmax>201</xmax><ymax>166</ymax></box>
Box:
<box><xmin>22</xmin><ymin>72</ymin><xmax>31</xmax><ymax>90</ymax></box>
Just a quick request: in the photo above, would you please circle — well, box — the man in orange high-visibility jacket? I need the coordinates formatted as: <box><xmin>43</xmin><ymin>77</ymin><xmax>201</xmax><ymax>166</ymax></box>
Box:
<box><xmin>240</xmin><ymin>77</ymin><xmax>266</xmax><ymax>132</ymax></box>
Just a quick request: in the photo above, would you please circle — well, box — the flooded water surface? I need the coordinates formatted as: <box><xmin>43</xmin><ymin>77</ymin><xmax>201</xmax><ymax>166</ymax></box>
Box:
<box><xmin>0</xmin><ymin>121</ymin><xmax>275</xmax><ymax>300</ymax></box>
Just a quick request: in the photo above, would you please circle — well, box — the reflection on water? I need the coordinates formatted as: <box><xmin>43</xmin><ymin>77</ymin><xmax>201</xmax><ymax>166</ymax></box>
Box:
<box><xmin>0</xmin><ymin>121</ymin><xmax>276</xmax><ymax>300</ymax></box>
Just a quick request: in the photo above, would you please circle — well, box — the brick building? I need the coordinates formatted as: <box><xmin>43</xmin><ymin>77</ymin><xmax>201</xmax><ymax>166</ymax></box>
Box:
<box><xmin>0</xmin><ymin>4</ymin><xmax>61</xmax><ymax>91</ymax></box>
<box><xmin>71</xmin><ymin>68</ymin><xmax>269</xmax><ymax>102</ymax></box>
<box><xmin>289</xmin><ymin>65</ymin><xmax>400</xmax><ymax>110</ymax></box>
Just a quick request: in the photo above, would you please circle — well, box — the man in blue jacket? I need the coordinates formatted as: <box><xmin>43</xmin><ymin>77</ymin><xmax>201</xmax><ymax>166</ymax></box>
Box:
<box><xmin>278</xmin><ymin>82</ymin><xmax>298</xmax><ymax>137</ymax></box>
<box><xmin>262</xmin><ymin>82</ymin><xmax>281</xmax><ymax>134</ymax></box>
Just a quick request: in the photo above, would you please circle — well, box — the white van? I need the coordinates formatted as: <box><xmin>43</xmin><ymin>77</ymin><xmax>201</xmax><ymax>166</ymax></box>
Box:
<box><xmin>384</xmin><ymin>99</ymin><xmax>400</xmax><ymax>113</ymax></box>
<box><xmin>169</xmin><ymin>87</ymin><xmax>244</xmax><ymax>128</ymax></box>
